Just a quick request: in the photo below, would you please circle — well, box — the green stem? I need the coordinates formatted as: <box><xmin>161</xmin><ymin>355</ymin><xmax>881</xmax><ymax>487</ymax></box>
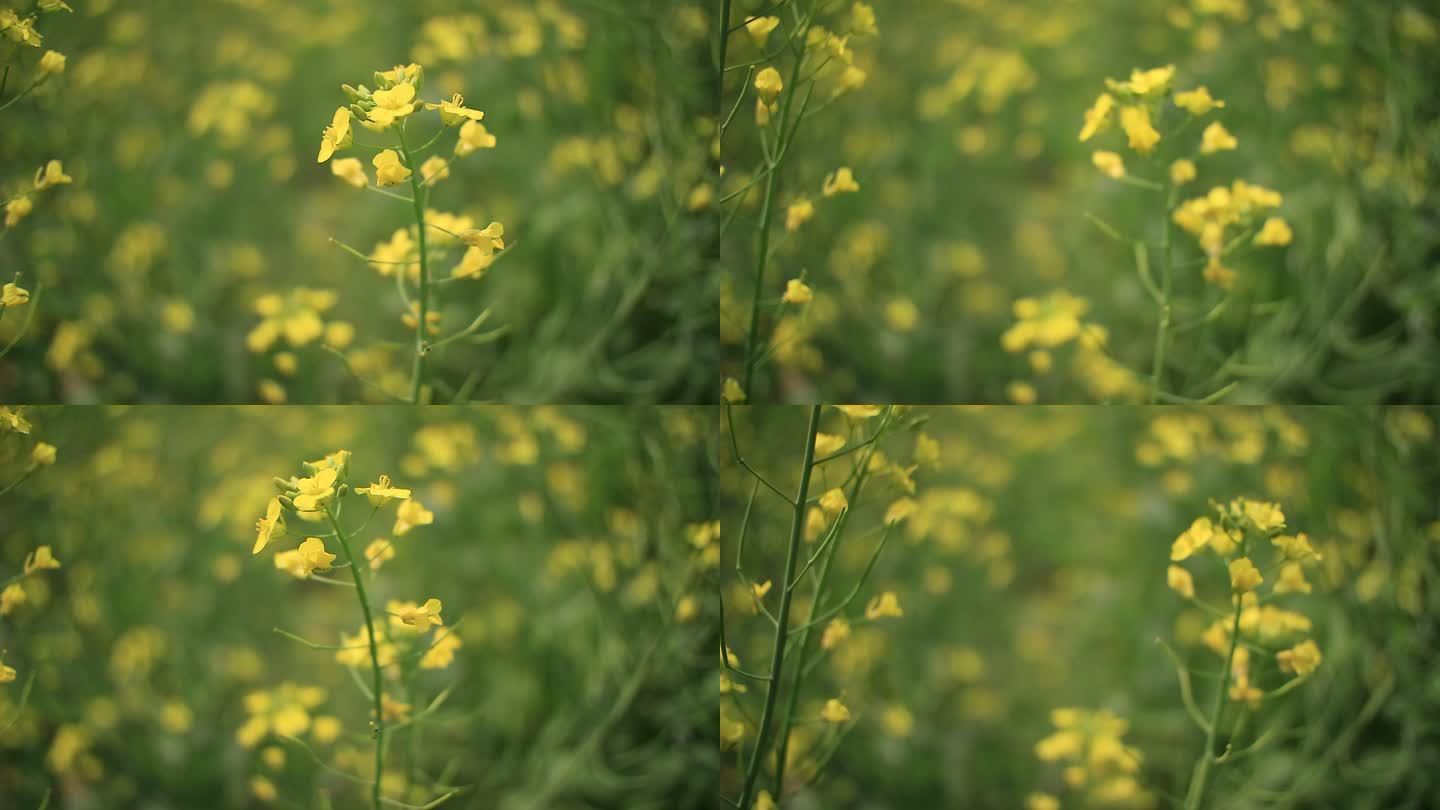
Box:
<box><xmin>771</xmin><ymin>414</ymin><xmax>886</xmax><ymax>796</ymax></box>
<box><xmin>398</xmin><ymin>122</ymin><xmax>432</xmax><ymax>404</ymax></box>
<box><xmin>1149</xmin><ymin>186</ymin><xmax>1178</xmax><ymax>403</ymax></box>
<box><xmin>735</xmin><ymin>404</ymin><xmax>821</xmax><ymax>810</ymax></box>
<box><xmin>328</xmin><ymin>509</ymin><xmax>386</xmax><ymax>810</ymax></box>
<box><xmin>1184</xmin><ymin>567</ymin><xmax>1246</xmax><ymax>810</ymax></box>
<box><xmin>740</xmin><ymin>26</ymin><xmax>809</xmax><ymax>398</ymax></box>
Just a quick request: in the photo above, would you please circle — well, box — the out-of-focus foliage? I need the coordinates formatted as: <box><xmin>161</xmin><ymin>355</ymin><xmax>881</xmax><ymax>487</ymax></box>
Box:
<box><xmin>1</xmin><ymin>0</ymin><xmax>714</xmax><ymax>403</ymax></box>
<box><xmin>721</xmin><ymin>405</ymin><xmax>1440</xmax><ymax>809</ymax></box>
<box><xmin>0</xmin><ymin>405</ymin><xmax>716</xmax><ymax>808</ymax></box>
<box><xmin>720</xmin><ymin>0</ymin><xmax>1440</xmax><ymax>403</ymax></box>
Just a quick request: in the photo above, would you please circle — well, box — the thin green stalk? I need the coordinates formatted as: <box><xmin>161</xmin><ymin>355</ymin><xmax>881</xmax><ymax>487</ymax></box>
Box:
<box><xmin>771</xmin><ymin>418</ymin><xmax>885</xmax><ymax>796</ymax></box>
<box><xmin>398</xmin><ymin>122</ymin><xmax>432</xmax><ymax>404</ymax></box>
<box><xmin>327</xmin><ymin>509</ymin><xmax>386</xmax><ymax>810</ymax></box>
<box><xmin>1184</xmin><ymin>565</ymin><xmax>1246</xmax><ymax>810</ymax></box>
<box><xmin>735</xmin><ymin>404</ymin><xmax>821</xmax><ymax>810</ymax></box>
<box><xmin>1149</xmin><ymin>186</ymin><xmax>1178</xmax><ymax>403</ymax></box>
<box><xmin>740</xmin><ymin>26</ymin><xmax>809</xmax><ymax>397</ymax></box>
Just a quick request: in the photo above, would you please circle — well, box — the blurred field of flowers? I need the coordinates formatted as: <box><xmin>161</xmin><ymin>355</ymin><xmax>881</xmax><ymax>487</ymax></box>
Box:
<box><xmin>1</xmin><ymin>0</ymin><xmax>714</xmax><ymax>403</ymax></box>
<box><xmin>720</xmin><ymin>1</ymin><xmax>1440</xmax><ymax>403</ymax></box>
<box><xmin>721</xmin><ymin>404</ymin><xmax>1439</xmax><ymax>808</ymax></box>
<box><xmin>1</xmin><ymin>405</ymin><xmax>716</xmax><ymax>808</ymax></box>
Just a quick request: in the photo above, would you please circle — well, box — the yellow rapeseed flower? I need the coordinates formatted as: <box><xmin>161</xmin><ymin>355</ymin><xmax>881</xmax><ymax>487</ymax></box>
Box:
<box><xmin>356</xmin><ymin>474</ymin><xmax>411</xmax><ymax>506</ymax></box>
<box><xmin>253</xmin><ymin>497</ymin><xmax>285</xmax><ymax>554</ymax></box>
<box><xmin>1119</xmin><ymin>106</ymin><xmax>1160</xmax><ymax>153</ymax></box>
<box><xmin>783</xmin><ymin>278</ymin><xmax>814</xmax><ymax>305</ymax></box>
<box><xmin>373</xmin><ymin>149</ymin><xmax>411</xmax><ymax>187</ymax></box>
<box><xmin>866</xmin><ymin>591</ymin><xmax>904</xmax><ymax>619</ymax></box>
<box><xmin>1200</xmin><ymin>121</ymin><xmax>1238</xmax><ymax>154</ymax></box>
<box><xmin>1092</xmin><ymin>150</ymin><xmax>1125</xmax><ymax>178</ymax></box>
<box><xmin>1174</xmin><ymin>86</ymin><xmax>1225</xmax><ymax>115</ymax></box>
<box><xmin>393</xmin><ymin>499</ymin><xmax>434</xmax><ymax>535</ymax></box>
<box><xmin>1229</xmin><ymin>557</ymin><xmax>1263</xmax><ymax>593</ymax></box>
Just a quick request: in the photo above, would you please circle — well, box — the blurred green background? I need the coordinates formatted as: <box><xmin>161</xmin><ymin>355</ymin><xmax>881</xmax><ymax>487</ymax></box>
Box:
<box><xmin>0</xmin><ymin>405</ymin><xmax>716</xmax><ymax>808</ymax></box>
<box><xmin>720</xmin><ymin>0</ymin><xmax>1440</xmax><ymax>403</ymax></box>
<box><xmin>1</xmin><ymin>0</ymin><xmax>715</xmax><ymax>403</ymax></box>
<box><xmin>721</xmin><ymin>405</ymin><xmax>1440</xmax><ymax>808</ymax></box>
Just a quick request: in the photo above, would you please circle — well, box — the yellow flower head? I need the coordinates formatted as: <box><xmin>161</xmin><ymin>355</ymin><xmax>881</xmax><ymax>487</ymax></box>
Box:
<box><xmin>390</xmin><ymin>597</ymin><xmax>443</xmax><ymax>631</ymax></box>
<box><xmin>461</xmin><ymin>221</ymin><xmax>506</xmax><ymax>254</ymax></box>
<box><xmin>834</xmin><ymin>405</ymin><xmax>883</xmax><ymax>419</ymax></box>
<box><xmin>1254</xmin><ymin>217</ymin><xmax>1292</xmax><ymax>246</ymax></box>
<box><xmin>1170</xmin><ymin>159</ymin><xmax>1197</xmax><ymax>186</ymax></box>
<box><xmin>783</xmin><ymin>278</ymin><xmax>814</xmax><ymax>305</ymax></box>
<box><xmin>746</xmin><ymin>16</ymin><xmax>780</xmax><ymax>45</ymax></box>
<box><xmin>1166</xmin><ymin>565</ymin><xmax>1195</xmax><ymax>598</ymax></box>
<box><xmin>1237</xmin><ymin>498</ymin><xmax>1285</xmax><ymax>532</ymax></box>
<box><xmin>0</xmin><ymin>658</ymin><xmax>15</xmax><ymax>683</ymax></box>
<box><xmin>420</xmin><ymin>630</ymin><xmax>462</xmax><ymax>669</ymax></box>
<box><xmin>754</xmin><ymin>67</ymin><xmax>784</xmax><ymax>104</ymax></box>
<box><xmin>1078</xmin><ymin>93</ymin><xmax>1114</xmax><ymax>142</ymax></box>
<box><xmin>424</xmin><ymin>93</ymin><xmax>484</xmax><ymax>127</ymax></box>
<box><xmin>24</xmin><ymin>545</ymin><xmax>61</xmax><ymax>575</ymax></box>
<box><xmin>1273</xmin><ymin>563</ymin><xmax>1312</xmax><ymax>594</ymax></box>
<box><xmin>39</xmin><ymin>49</ymin><xmax>66</xmax><ymax>74</ymax></box>
<box><xmin>393</xmin><ymin>499</ymin><xmax>434</xmax><ymax>536</ymax></box>
<box><xmin>364</xmin><ymin>539</ymin><xmax>395</xmax><ymax>571</ymax></box>
<box><xmin>820</xmin><ymin>697</ymin><xmax>851</xmax><ymax>724</ymax></box>
<box><xmin>1272</xmin><ymin>532</ymin><xmax>1321</xmax><ymax>562</ymax></box>
<box><xmin>1174</xmin><ymin>86</ymin><xmax>1225</xmax><ymax>115</ymax></box>
<box><xmin>1092</xmin><ymin>150</ymin><xmax>1125</xmax><ymax>178</ymax></box>
<box><xmin>0</xmin><ymin>583</ymin><xmax>25</xmax><ymax>616</ymax></box>
<box><xmin>275</xmin><ymin>537</ymin><xmax>336</xmax><ymax>578</ymax></box>
<box><xmin>814</xmin><ymin>432</ymin><xmax>846</xmax><ymax>456</ymax></box>
<box><xmin>330</xmin><ymin>157</ymin><xmax>367</xmax><ymax>188</ymax></box>
<box><xmin>819</xmin><ymin>487</ymin><xmax>849</xmax><ymax>515</ymax></box>
<box><xmin>367</xmin><ymin>82</ymin><xmax>417</xmax><ymax>129</ymax></box>
<box><xmin>31</xmin><ymin>442</ymin><xmax>56</xmax><ymax>466</ymax></box>
<box><xmin>1276</xmin><ymin>639</ymin><xmax>1322</xmax><ymax>676</ymax></box>
<box><xmin>1229</xmin><ymin>557</ymin><xmax>1263</xmax><ymax>593</ymax></box>
<box><xmin>865</xmin><ymin>590</ymin><xmax>904</xmax><ymax>619</ymax></box>
<box><xmin>851</xmin><ymin>2</ymin><xmax>879</xmax><ymax>36</ymax></box>
<box><xmin>292</xmin><ymin>468</ymin><xmax>339</xmax><ymax>514</ymax></box>
<box><xmin>1119</xmin><ymin>105</ymin><xmax>1160</xmax><ymax>153</ymax></box>
<box><xmin>253</xmin><ymin>497</ymin><xmax>286</xmax><ymax>554</ymax></box>
<box><xmin>722</xmin><ymin>378</ymin><xmax>746</xmax><ymax>403</ymax></box>
<box><xmin>1170</xmin><ymin>516</ymin><xmax>1215</xmax><ymax>561</ymax></box>
<box><xmin>372</xmin><ymin>149</ymin><xmax>412</xmax><ymax>187</ymax></box>
<box><xmin>1200</xmin><ymin>121</ymin><xmax>1238</xmax><ymax>154</ymax></box>
<box><xmin>356</xmin><ymin>474</ymin><xmax>411</xmax><ymax>506</ymax></box>
<box><xmin>455</xmin><ymin>120</ymin><xmax>497</xmax><ymax>156</ymax></box>
<box><xmin>786</xmin><ymin>198</ymin><xmax>815</xmax><ymax>232</ymax></box>
<box><xmin>6</xmin><ymin>195</ymin><xmax>34</xmax><ymax>227</ymax></box>
<box><xmin>33</xmin><ymin>160</ymin><xmax>72</xmax><ymax>190</ymax></box>
<box><xmin>317</xmin><ymin>107</ymin><xmax>353</xmax><ymax>163</ymax></box>
<box><xmin>822</xmin><ymin>167</ymin><xmax>860</xmax><ymax>196</ymax></box>
<box><xmin>1107</xmin><ymin>65</ymin><xmax>1175</xmax><ymax>97</ymax></box>
<box><xmin>1</xmin><ymin>282</ymin><xmax>30</xmax><ymax>308</ymax></box>
<box><xmin>420</xmin><ymin>156</ymin><xmax>450</xmax><ymax>185</ymax></box>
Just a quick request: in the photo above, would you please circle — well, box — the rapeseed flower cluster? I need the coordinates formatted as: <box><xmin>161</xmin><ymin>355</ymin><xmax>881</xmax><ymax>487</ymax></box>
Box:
<box><xmin>250</xmin><ymin>450</ymin><xmax>456</xmax><ymax>807</ymax></box>
<box><xmin>1168</xmin><ymin>498</ymin><xmax>1323</xmax><ymax>707</ymax></box>
<box><xmin>725</xmin><ymin>3</ymin><xmax>879</xmax><ymax>400</ymax></box>
<box><xmin>249</xmin><ymin>63</ymin><xmax>510</xmax><ymax>403</ymax></box>
<box><xmin>1032</xmin><ymin>708</ymin><xmax>1154</xmax><ymax>809</ymax></box>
